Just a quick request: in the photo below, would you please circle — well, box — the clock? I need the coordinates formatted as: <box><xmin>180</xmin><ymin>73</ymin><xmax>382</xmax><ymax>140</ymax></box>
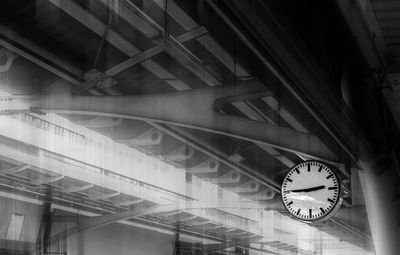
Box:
<box><xmin>281</xmin><ymin>160</ymin><xmax>343</xmax><ymax>222</ymax></box>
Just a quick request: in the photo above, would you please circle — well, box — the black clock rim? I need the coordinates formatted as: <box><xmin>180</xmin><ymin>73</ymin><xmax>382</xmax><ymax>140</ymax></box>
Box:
<box><xmin>280</xmin><ymin>160</ymin><xmax>342</xmax><ymax>222</ymax></box>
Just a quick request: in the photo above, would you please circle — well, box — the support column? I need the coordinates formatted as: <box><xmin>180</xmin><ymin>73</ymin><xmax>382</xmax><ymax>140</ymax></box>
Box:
<box><xmin>357</xmin><ymin>164</ymin><xmax>399</xmax><ymax>255</ymax></box>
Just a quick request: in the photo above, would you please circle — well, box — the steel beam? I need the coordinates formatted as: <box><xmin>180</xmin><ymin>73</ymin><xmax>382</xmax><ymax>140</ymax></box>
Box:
<box><xmin>62</xmin><ymin>184</ymin><xmax>94</xmax><ymax>193</ymax></box>
<box><xmin>179</xmin><ymin>215</ymin><xmax>197</xmax><ymax>222</ymax></box>
<box><xmin>0</xmin><ymin>25</ymin><xmax>82</xmax><ymax>86</ymax></box>
<box><xmin>32</xmin><ymin>175</ymin><xmax>64</xmax><ymax>185</ymax></box>
<box><xmin>230</xmin><ymin>231</ymin><xmax>248</xmax><ymax>236</ymax></box>
<box><xmin>100</xmin><ymin>0</ymin><xmax>223</xmax><ymax>85</ymax></box>
<box><xmin>154</xmin><ymin>35</ymin><xmax>222</xmax><ymax>86</ymax></box>
<box><xmin>89</xmin><ymin>192</ymin><xmax>120</xmax><ymax>200</ymax></box>
<box><xmin>162</xmin><ymin>210</ymin><xmax>182</xmax><ymax>217</ymax></box>
<box><xmin>140</xmin><ymin>59</ymin><xmax>191</xmax><ymax>90</ymax></box>
<box><xmin>151</xmin><ymin>0</ymin><xmax>249</xmax><ymax>77</ymax></box>
<box><xmin>118</xmin><ymin>0</ymin><xmax>161</xmax><ymax>38</ymax></box>
<box><xmin>105</xmin><ymin>26</ymin><xmax>208</xmax><ymax>76</ymax></box>
<box><xmin>47</xmin><ymin>0</ymin><xmax>191</xmax><ymax>91</ymax></box>
<box><xmin>0</xmin><ymin>164</ymin><xmax>30</xmax><ymax>175</ymax></box>
<box><xmin>175</xmin><ymin>26</ymin><xmax>208</xmax><ymax>42</ymax></box>
<box><xmin>231</xmin><ymin>100</ymin><xmax>296</xmax><ymax>168</ymax></box>
<box><xmin>49</xmin><ymin>0</ymin><xmax>139</xmax><ymax>57</ymax></box>
<box><xmin>192</xmin><ymin>220</ymin><xmax>213</xmax><ymax>226</ymax></box>
<box><xmin>225</xmin><ymin>228</ymin><xmax>237</xmax><ymax>233</ymax></box>
<box><xmin>261</xmin><ymin>96</ymin><xmax>308</xmax><ymax>133</ymax></box>
<box><xmin>1</xmin><ymin>81</ymin><xmax>337</xmax><ymax>162</ymax></box>
<box><xmin>105</xmin><ymin>46</ymin><xmax>163</xmax><ymax>76</ymax></box>
<box><xmin>115</xmin><ymin>198</ymin><xmax>143</xmax><ymax>207</ymax></box>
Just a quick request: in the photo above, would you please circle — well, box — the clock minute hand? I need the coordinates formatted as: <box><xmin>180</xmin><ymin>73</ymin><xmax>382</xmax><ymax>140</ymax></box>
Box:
<box><xmin>289</xmin><ymin>185</ymin><xmax>326</xmax><ymax>193</ymax></box>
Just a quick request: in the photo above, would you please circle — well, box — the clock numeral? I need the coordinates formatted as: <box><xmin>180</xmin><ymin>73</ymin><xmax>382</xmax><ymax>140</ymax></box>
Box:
<box><xmin>296</xmin><ymin>208</ymin><xmax>301</xmax><ymax>215</ymax></box>
<box><xmin>328</xmin><ymin>187</ymin><xmax>337</xmax><ymax>190</ymax></box>
<box><xmin>320</xmin><ymin>207</ymin><xmax>325</xmax><ymax>214</ymax></box>
<box><xmin>286</xmin><ymin>178</ymin><xmax>293</xmax><ymax>182</ymax></box>
<box><xmin>309</xmin><ymin>209</ymin><xmax>312</xmax><ymax>218</ymax></box>
<box><xmin>318</xmin><ymin>166</ymin><xmax>323</xmax><ymax>172</ymax></box>
<box><xmin>307</xmin><ymin>163</ymin><xmax>310</xmax><ymax>172</ymax></box>
<box><xmin>295</xmin><ymin>168</ymin><xmax>300</xmax><ymax>174</ymax></box>
<box><xmin>327</xmin><ymin>198</ymin><xmax>334</xmax><ymax>203</ymax></box>
<box><xmin>287</xmin><ymin>201</ymin><xmax>293</xmax><ymax>206</ymax></box>
<box><xmin>326</xmin><ymin>174</ymin><xmax>333</xmax><ymax>179</ymax></box>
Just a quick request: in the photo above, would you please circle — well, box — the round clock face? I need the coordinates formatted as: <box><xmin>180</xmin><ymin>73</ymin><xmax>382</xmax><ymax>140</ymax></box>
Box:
<box><xmin>281</xmin><ymin>160</ymin><xmax>342</xmax><ymax>222</ymax></box>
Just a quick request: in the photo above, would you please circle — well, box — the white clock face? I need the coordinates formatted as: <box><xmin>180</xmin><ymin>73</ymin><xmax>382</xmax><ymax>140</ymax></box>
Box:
<box><xmin>281</xmin><ymin>161</ymin><xmax>342</xmax><ymax>222</ymax></box>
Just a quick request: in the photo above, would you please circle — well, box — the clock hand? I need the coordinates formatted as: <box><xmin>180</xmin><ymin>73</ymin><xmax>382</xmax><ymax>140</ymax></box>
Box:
<box><xmin>287</xmin><ymin>185</ymin><xmax>326</xmax><ymax>193</ymax></box>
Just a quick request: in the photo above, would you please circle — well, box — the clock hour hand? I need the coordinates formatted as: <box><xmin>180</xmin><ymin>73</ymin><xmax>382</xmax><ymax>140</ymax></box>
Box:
<box><xmin>287</xmin><ymin>185</ymin><xmax>326</xmax><ymax>193</ymax></box>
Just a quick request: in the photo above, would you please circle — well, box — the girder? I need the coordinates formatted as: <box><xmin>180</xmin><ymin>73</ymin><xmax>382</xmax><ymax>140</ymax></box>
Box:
<box><xmin>0</xmin><ymin>81</ymin><xmax>337</xmax><ymax>162</ymax></box>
